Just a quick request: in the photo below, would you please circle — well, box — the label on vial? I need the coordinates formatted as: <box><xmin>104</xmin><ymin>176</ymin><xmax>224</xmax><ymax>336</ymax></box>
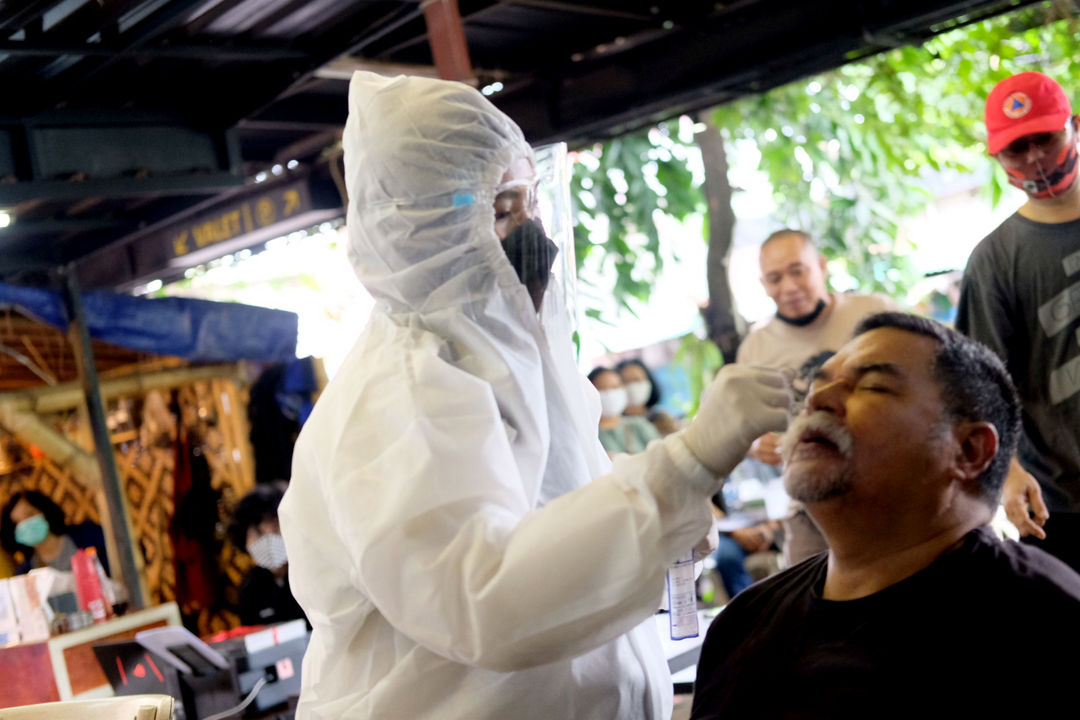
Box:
<box><xmin>667</xmin><ymin>550</ymin><xmax>699</xmax><ymax>640</ymax></box>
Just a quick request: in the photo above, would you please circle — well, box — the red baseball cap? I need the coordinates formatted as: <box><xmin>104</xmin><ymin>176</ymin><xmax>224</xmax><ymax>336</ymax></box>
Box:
<box><xmin>985</xmin><ymin>72</ymin><xmax>1072</xmax><ymax>154</ymax></box>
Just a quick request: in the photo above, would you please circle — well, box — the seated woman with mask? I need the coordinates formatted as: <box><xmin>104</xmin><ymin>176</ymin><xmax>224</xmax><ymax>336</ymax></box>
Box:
<box><xmin>588</xmin><ymin>366</ymin><xmax>662</xmax><ymax>456</ymax></box>
<box><xmin>1</xmin><ymin>490</ymin><xmax>109</xmax><ymax>575</ymax></box>
<box><xmin>615</xmin><ymin>358</ymin><xmax>681</xmax><ymax>437</ymax></box>
<box><xmin>227</xmin><ymin>482</ymin><xmax>305</xmax><ymax>627</ymax></box>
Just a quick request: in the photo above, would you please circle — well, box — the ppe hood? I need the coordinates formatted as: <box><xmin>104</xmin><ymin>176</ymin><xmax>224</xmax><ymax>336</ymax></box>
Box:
<box><xmin>342</xmin><ymin>72</ymin><xmax>605</xmax><ymax>505</ymax></box>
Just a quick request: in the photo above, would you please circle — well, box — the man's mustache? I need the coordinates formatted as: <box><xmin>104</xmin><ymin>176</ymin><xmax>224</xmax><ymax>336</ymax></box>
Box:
<box><xmin>780</xmin><ymin>411</ymin><xmax>854</xmax><ymax>463</ymax></box>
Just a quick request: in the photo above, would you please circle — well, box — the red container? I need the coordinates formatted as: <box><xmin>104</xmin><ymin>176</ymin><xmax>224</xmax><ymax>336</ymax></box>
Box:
<box><xmin>71</xmin><ymin>548</ymin><xmax>108</xmax><ymax>623</ymax></box>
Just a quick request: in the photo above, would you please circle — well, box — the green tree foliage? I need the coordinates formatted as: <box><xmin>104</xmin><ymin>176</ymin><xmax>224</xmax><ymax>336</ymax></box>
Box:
<box><xmin>573</xmin><ymin>3</ymin><xmax>1080</xmax><ymax>310</ymax></box>
<box><xmin>571</xmin><ymin>122</ymin><xmax>704</xmax><ymax>319</ymax></box>
<box><xmin>671</xmin><ymin>331</ymin><xmax>724</xmax><ymax>417</ymax></box>
<box><xmin>712</xmin><ymin>3</ymin><xmax>1080</xmax><ymax>297</ymax></box>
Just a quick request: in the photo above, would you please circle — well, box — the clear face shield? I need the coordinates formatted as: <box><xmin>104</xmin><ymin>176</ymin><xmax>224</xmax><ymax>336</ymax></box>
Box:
<box><xmin>494</xmin><ymin>143</ymin><xmax>578</xmax><ymax>329</ymax></box>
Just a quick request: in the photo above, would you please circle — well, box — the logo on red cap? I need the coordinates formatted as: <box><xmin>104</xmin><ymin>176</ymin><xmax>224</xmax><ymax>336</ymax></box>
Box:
<box><xmin>1003</xmin><ymin>92</ymin><xmax>1032</xmax><ymax>119</ymax></box>
<box><xmin>986</xmin><ymin>72</ymin><xmax>1073</xmax><ymax>154</ymax></box>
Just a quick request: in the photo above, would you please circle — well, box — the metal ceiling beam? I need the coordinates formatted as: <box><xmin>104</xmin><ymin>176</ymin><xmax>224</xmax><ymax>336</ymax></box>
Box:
<box><xmin>236</xmin><ymin>3</ymin><xmax>427</xmax><ymax>126</ymax></box>
<box><xmin>34</xmin><ymin>0</ymin><xmax>140</xmax><ymax>44</ymax></box>
<box><xmin>41</xmin><ymin>0</ymin><xmax>212</xmax><ymax>109</ymax></box>
<box><xmin>375</xmin><ymin>0</ymin><xmax>508</xmax><ymax>59</ymax></box>
<box><xmin>269</xmin><ymin>128</ymin><xmax>342</xmax><ymax>165</ymax></box>
<box><xmin>0</xmin><ymin>218</ymin><xmax>136</xmax><ymax>239</ymax></box>
<box><xmin>239</xmin><ymin>93</ymin><xmax>349</xmax><ymax>130</ymax></box>
<box><xmin>329</xmin><ymin>3</ymin><xmax>427</xmax><ymax>57</ymax></box>
<box><xmin>238</xmin><ymin>119</ymin><xmax>340</xmax><ymax>133</ymax></box>
<box><xmin>183</xmin><ymin>0</ymin><xmax>250</xmax><ymax>36</ymax></box>
<box><xmin>508</xmin><ymin>0</ymin><xmax>657</xmax><ymax>22</ymax></box>
<box><xmin>0</xmin><ymin>174</ymin><xmax>244</xmax><ymax>205</ymax></box>
<box><xmin>244</xmin><ymin>0</ymin><xmax>316</xmax><ymax>37</ymax></box>
<box><xmin>0</xmin><ymin>39</ymin><xmax>309</xmax><ymax>60</ymax></box>
<box><xmin>0</xmin><ymin>0</ymin><xmax>56</xmax><ymax>33</ymax></box>
<box><xmin>0</xmin><ymin>252</ymin><xmax>58</xmax><ymax>275</ymax></box>
<box><xmin>0</xmin><ymin>115</ymin><xmax>243</xmax><ymax>204</ymax></box>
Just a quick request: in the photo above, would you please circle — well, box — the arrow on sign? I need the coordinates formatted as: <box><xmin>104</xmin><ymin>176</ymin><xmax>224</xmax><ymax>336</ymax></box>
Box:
<box><xmin>173</xmin><ymin>231</ymin><xmax>189</xmax><ymax>256</ymax></box>
<box><xmin>283</xmin><ymin>189</ymin><xmax>301</xmax><ymax>216</ymax></box>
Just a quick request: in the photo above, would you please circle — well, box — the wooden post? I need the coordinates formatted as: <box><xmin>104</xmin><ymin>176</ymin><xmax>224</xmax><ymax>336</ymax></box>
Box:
<box><xmin>422</xmin><ymin>0</ymin><xmax>474</xmax><ymax>82</ymax></box>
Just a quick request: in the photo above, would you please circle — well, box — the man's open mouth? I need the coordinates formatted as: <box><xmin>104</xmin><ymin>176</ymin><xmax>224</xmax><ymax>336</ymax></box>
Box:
<box><xmin>797</xmin><ymin>429</ymin><xmax>840</xmax><ymax>452</ymax></box>
<box><xmin>794</xmin><ymin>431</ymin><xmax>842</xmax><ymax>459</ymax></box>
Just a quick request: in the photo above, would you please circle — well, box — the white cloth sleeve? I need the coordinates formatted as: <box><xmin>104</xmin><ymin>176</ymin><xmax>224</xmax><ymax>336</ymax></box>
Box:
<box><xmin>320</xmin><ymin>355</ymin><xmax>713</xmax><ymax>673</ymax></box>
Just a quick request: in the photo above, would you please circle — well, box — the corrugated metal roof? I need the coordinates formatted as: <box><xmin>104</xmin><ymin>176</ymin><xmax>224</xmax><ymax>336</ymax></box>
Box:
<box><xmin>0</xmin><ymin>0</ymin><xmax>1044</xmax><ymax>288</ymax></box>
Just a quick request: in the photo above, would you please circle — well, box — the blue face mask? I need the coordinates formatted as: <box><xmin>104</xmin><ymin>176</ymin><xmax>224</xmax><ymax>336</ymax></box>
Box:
<box><xmin>15</xmin><ymin>514</ymin><xmax>50</xmax><ymax>547</ymax></box>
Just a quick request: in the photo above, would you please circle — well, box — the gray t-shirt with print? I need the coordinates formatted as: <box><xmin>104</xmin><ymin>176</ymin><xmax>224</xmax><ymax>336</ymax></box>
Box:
<box><xmin>957</xmin><ymin>212</ymin><xmax>1080</xmax><ymax>512</ymax></box>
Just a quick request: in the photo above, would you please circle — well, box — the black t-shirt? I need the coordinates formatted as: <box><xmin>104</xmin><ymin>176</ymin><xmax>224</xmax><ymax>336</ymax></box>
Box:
<box><xmin>237</xmin><ymin>567</ymin><xmax>306</xmax><ymax>627</ymax></box>
<box><xmin>691</xmin><ymin>526</ymin><xmax>1080</xmax><ymax>719</ymax></box>
<box><xmin>956</xmin><ymin>212</ymin><xmax>1080</xmax><ymax>512</ymax></box>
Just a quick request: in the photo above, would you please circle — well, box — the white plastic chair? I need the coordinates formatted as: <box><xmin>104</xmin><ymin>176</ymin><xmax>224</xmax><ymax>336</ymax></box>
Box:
<box><xmin>0</xmin><ymin>694</ymin><xmax>173</xmax><ymax>720</ymax></box>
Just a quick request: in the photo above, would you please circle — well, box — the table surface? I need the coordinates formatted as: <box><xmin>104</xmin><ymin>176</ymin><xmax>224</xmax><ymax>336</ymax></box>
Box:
<box><xmin>655</xmin><ymin>609</ymin><xmax>717</xmax><ymax>686</ymax></box>
<box><xmin>0</xmin><ymin>603</ymin><xmax>182</xmax><ymax>708</ymax></box>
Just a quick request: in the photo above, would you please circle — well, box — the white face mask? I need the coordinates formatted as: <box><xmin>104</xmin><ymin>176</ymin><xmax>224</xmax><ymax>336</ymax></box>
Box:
<box><xmin>248</xmin><ymin>533</ymin><xmax>288</xmax><ymax>570</ymax></box>
<box><xmin>624</xmin><ymin>381</ymin><xmax>652</xmax><ymax>407</ymax></box>
<box><xmin>598</xmin><ymin>388</ymin><xmax>628</xmax><ymax>418</ymax></box>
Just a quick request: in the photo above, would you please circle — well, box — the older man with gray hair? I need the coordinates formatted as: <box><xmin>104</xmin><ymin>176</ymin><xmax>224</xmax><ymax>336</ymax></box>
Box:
<box><xmin>691</xmin><ymin>312</ymin><xmax>1080</xmax><ymax>718</ymax></box>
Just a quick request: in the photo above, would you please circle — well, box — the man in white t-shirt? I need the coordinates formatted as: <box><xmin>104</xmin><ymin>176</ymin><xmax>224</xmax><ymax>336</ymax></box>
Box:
<box><xmin>737</xmin><ymin>229</ymin><xmax>895</xmax><ymax>563</ymax></box>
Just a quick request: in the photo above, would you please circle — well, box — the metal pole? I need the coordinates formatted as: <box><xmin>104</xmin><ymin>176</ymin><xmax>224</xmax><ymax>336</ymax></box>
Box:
<box><xmin>61</xmin><ymin>265</ymin><xmax>147</xmax><ymax>609</ymax></box>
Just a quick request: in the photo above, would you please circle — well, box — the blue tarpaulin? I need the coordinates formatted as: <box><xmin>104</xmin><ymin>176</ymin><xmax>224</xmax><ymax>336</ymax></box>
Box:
<box><xmin>0</xmin><ymin>282</ymin><xmax>298</xmax><ymax>363</ymax></box>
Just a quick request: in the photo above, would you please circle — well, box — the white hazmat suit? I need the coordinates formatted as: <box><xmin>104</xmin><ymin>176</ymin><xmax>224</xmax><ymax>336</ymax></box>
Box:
<box><xmin>279</xmin><ymin>71</ymin><xmax>788</xmax><ymax>719</ymax></box>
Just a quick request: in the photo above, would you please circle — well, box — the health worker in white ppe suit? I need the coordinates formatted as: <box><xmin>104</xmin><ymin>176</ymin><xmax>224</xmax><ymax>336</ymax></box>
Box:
<box><xmin>278</xmin><ymin>71</ymin><xmax>790</xmax><ymax>720</ymax></box>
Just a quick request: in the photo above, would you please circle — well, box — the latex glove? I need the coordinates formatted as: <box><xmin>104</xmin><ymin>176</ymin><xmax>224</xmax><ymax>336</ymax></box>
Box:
<box><xmin>693</xmin><ymin>514</ymin><xmax>720</xmax><ymax>558</ymax></box>
<box><xmin>748</xmin><ymin>432</ymin><xmax>783</xmax><ymax>466</ymax></box>
<box><xmin>683</xmin><ymin>365</ymin><xmax>790</xmax><ymax>477</ymax></box>
<box><xmin>1002</xmin><ymin>456</ymin><xmax>1049</xmax><ymax>539</ymax></box>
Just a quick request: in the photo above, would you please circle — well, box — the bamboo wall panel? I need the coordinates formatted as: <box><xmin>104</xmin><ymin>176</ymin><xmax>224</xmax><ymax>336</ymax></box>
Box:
<box><xmin>1</xmin><ymin>378</ymin><xmax>256</xmax><ymax>635</ymax></box>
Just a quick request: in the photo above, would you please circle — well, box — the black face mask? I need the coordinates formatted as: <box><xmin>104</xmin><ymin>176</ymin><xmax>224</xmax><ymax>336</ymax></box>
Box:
<box><xmin>501</xmin><ymin>218</ymin><xmax>558</xmax><ymax>312</ymax></box>
<box><xmin>776</xmin><ymin>298</ymin><xmax>827</xmax><ymax>327</ymax></box>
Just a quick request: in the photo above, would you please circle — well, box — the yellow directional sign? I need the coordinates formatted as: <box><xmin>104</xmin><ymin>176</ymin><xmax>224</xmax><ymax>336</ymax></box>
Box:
<box><xmin>75</xmin><ymin>174</ymin><xmax>343</xmax><ymax>289</ymax></box>
<box><xmin>173</xmin><ymin>230</ymin><xmax>189</xmax><ymax>256</ymax></box>
<box><xmin>169</xmin><ymin>181</ymin><xmax>313</xmax><ymax>259</ymax></box>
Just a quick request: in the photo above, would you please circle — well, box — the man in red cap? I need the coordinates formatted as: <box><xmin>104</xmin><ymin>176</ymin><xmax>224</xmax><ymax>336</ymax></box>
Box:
<box><xmin>956</xmin><ymin>71</ymin><xmax>1080</xmax><ymax>571</ymax></box>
